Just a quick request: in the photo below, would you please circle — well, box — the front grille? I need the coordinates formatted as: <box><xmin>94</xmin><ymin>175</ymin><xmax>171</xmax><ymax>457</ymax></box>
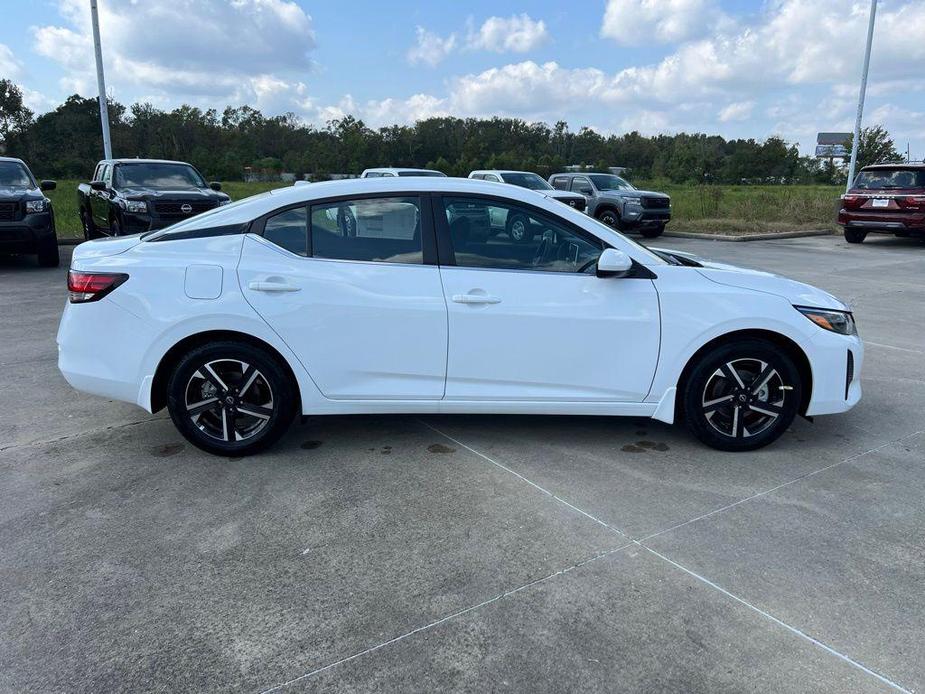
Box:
<box><xmin>153</xmin><ymin>201</ymin><xmax>217</xmax><ymax>218</ymax></box>
<box><xmin>564</xmin><ymin>197</ymin><xmax>586</xmax><ymax>212</ymax></box>
<box><xmin>642</xmin><ymin>197</ymin><xmax>670</xmax><ymax>210</ymax></box>
<box><xmin>0</xmin><ymin>202</ymin><xmax>19</xmax><ymax>221</ymax></box>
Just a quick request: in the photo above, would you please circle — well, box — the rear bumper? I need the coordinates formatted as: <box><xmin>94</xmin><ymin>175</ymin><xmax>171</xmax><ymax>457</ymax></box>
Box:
<box><xmin>838</xmin><ymin>209</ymin><xmax>925</xmax><ymax>234</ymax></box>
<box><xmin>0</xmin><ymin>213</ymin><xmax>56</xmax><ymax>252</ymax></box>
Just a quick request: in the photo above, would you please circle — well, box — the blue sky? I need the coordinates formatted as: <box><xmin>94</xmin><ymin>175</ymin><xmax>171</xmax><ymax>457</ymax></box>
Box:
<box><xmin>1</xmin><ymin>0</ymin><xmax>923</xmax><ymax>157</ymax></box>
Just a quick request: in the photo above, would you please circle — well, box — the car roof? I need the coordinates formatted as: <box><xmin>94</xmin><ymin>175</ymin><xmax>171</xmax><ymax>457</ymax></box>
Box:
<box><xmin>363</xmin><ymin>167</ymin><xmax>444</xmax><ymax>174</ymax></box>
<box><xmin>470</xmin><ymin>170</ymin><xmax>539</xmax><ymax>176</ymax></box>
<box><xmin>861</xmin><ymin>163</ymin><xmax>925</xmax><ymax>170</ymax></box>
<box><xmin>0</xmin><ymin>156</ymin><xmax>27</xmax><ymax>164</ymax></box>
<box><xmin>104</xmin><ymin>158</ymin><xmax>194</xmax><ymax>165</ymax></box>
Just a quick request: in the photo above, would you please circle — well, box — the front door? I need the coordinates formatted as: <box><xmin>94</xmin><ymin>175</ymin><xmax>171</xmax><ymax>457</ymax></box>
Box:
<box><xmin>238</xmin><ymin>195</ymin><xmax>448</xmax><ymax>400</ymax></box>
<box><xmin>436</xmin><ymin>195</ymin><xmax>660</xmax><ymax>402</ymax></box>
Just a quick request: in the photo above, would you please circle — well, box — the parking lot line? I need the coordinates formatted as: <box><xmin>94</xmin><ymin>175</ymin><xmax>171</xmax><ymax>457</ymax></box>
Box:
<box><xmin>259</xmin><ymin>543</ymin><xmax>634</xmax><ymax>693</ymax></box>
<box><xmin>419</xmin><ymin>420</ymin><xmax>917</xmax><ymax>694</ymax></box>
<box><xmin>866</xmin><ymin>341</ymin><xmax>924</xmax><ymax>355</ymax></box>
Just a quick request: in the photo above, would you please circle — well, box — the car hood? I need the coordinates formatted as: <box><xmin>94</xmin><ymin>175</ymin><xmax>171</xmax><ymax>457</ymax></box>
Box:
<box><xmin>652</xmin><ymin>247</ymin><xmax>848</xmax><ymax>310</ymax></box>
<box><xmin>0</xmin><ymin>186</ymin><xmax>42</xmax><ymax>201</ymax></box>
<box><xmin>546</xmin><ymin>190</ymin><xmax>583</xmax><ymax>200</ymax></box>
<box><xmin>72</xmin><ymin>233</ymin><xmax>144</xmax><ymax>261</ymax></box>
<box><xmin>601</xmin><ymin>189</ymin><xmax>669</xmax><ymax>199</ymax></box>
<box><xmin>119</xmin><ymin>187</ymin><xmax>226</xmax><ymax>200</ymax></box>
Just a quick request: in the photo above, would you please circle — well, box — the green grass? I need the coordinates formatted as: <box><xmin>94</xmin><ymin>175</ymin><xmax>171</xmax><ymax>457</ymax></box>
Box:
<box><xmin>48</xmin><ymin>180</ymin><xmax>844</xmax><ymax>239</ymax></box>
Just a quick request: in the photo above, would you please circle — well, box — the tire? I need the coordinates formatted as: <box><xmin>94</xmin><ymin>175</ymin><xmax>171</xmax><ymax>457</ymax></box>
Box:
<box><xmin>506</xmin><ymin>213</ymin><xmax>532</xmax><ymax>243</ymax></box>
<box><xmin>844</xmin><ymin>228</ymin><xmax>867</xmax><ymax>244</ymax></box>
<box><xmin>682</xmin><ymin>339</ymin><xmax>801</xmax><ymax>452</ymax></box>
<box><xmin>166</xmin><ymin>341</ymin><xmax>297</xmax><ymax>456</ymax></box>
<box><xmin>81</xmin><ymin>208</ymin><xmax>99</xmax><ymax>240</ymax></box>
<box><xmin>37</xmin><ymin>236</ymin><xmax>60</xmax><ymax>268</ymax></box>
<box><xmin>596</xmin><ymin>208</ymin><xmax>620</xmax><ymax>230</ymax></box>
<box><xmin>641</xmin><ymin>224</ymin><xmax>665</xmax><ymax>239</ymax></box>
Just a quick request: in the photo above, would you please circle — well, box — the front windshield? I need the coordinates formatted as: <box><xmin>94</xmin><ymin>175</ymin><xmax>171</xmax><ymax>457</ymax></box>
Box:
<box><xmin>588</xmin><ymin>174</ymin><xmax>635</xmax><ymax>191</ymax></box>
<box><xmin>0</xmin><ymin>161</ymin><xmax>35</xmax><ymax>188</ymax></box>
<box><xmin>396</xmin><ymin>170</ymin><xmax>446</xmax><ymax>177</ymax></box>
<box><xmin>853</xmin><ymin>168</ymin><xmax>925</xmax><ymax>190</ymax></box>
<box><xmin>500</xmin><ymin>172</ymin><xmax>552</xmax><ymax>190</ymax></box>
<box><xmin>114</xmin><ymin>163</ymin><xmax>207</xmax><ymax>189</ymax></box>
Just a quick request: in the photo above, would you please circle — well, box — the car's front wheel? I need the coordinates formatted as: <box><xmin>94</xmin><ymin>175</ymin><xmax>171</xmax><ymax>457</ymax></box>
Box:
<box><xmin>596</xmin><ymin>208</ymin><xmax>620</xmax><ymax>229</ymax></box>
<box><xmin>640</xmin><ymin>223</ymin><xmax>665</xmax><ymax>239</ymax></box>
<box><xmin>844</xmin><ymin>228</ymin><xmax>867</xmax><ymax>244</ymax></box>
<box><xmin>682</xmin><ymin>339</ymin><xmax>801</xmax><ymax>451</ymax></box>
<box><xmin>37</xmin><ymin>235</ymin><xmax>60</xmax><ymax>267</ymax></box>
<box><xmin>166</xmin><ymin>341</ymin><xmax>297</xmax><ymax>456</ymax></box>
<box><xmin>506</xmin><ymin>213</ymin><xmax>532</xmax><ymax>243</ymax></box>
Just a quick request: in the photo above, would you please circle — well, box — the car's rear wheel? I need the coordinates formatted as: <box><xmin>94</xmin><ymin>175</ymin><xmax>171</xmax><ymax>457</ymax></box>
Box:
<box><xmin>641</xmin><ymin>223</ymin><xmax>665</xmax><ymax>239</ymax></box>
<box><xmin>166</xmin><ymin>342</ymin><xmax>297</xmax><ymax>456</ymax></box>
<box><xmin>682</xmin><ymin>339</ymin><xmax>801</xmax><ymax>451</ymax></box>
<box><xmin>844</xmin><ymin>228</ymin><xmax>867</xmax><ymax>244</ymax></box>
<box><xmin>506</xmin><ymin>213</ymin><xmax>532</xmax><ymax>243</ymax></box>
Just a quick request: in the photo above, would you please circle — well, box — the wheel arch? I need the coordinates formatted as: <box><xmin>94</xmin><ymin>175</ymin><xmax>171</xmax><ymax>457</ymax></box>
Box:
<box><xmin>594</xmin><ymin>202</ymin><xmax>620</xmax><ymax>219</ymax></box>
<box><xmin>673</xmin><ymin>328</ymin><xmax>813</xmax><ymax>422</ymax></box>
<box><xmin>150</xmin><ymin>329</ymin><xmax>302</xmax><ymax>413</ymax></box>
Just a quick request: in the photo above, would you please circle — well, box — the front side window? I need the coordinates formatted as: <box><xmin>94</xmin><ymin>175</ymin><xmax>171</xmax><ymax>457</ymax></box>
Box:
<box><xmin>443</xmin><ymin>196</ymin><xmax>601</xmax><ymax>273</ymax></box>
<box><xmin>311</xmin><ymin>196</ymin><xmax>422</xmax><ymax>264</ymax></box>
<box><xmin>500</xmin><ymin>172</ymin><xmax>552</xmax><ymax>190</ymax></box>
<box><xmin>0</xmin><ymin>161</ymin><xmax>34</xmax><ymax>187</ymax></box>
<box><xmin>114</xmin><ymin>163</ymin><xmax>206</xmax><ymax>189</ymax></box>
<box><xmin>588</xmin><ymin>174</ymin><xmax>634</xmax><ymax>191</ymax></box>
<box><xmin>264</xmin><ymin>206</ymin><xmax>308</xmax><ymax>256</ymax></box>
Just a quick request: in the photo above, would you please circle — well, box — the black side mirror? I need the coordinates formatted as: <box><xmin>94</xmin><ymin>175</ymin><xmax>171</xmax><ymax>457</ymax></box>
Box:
<box><xmin>209</xmin><ymin>181</ymin><xmax>222</xmax><ymax>191</ymax></box>
<box><xmin>40</xmin><ymin>180</ymin><xmax>57</xmax><ymax>191</ymax></box>
<box><xmin>579</xmin><ymin>187</ymin><xmax>593</xmax><ymax>196</ymax></box>
<box><xmin>90</xmin><ymin>180</ymin><xmax>107</xmax><ymax>191</ymax></box>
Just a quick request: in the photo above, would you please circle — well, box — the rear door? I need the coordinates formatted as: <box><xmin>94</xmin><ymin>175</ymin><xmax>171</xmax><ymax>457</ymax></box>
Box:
<box><xmin>238</xmin><ymin>194</ymin><xmax>448</xmax><ymax>400</ymax></box>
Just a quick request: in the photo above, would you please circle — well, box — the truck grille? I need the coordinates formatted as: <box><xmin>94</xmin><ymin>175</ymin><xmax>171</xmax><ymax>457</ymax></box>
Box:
<box><xmin>642</xmin><ymin>197</ymin><xmax>670</xmax><ymax>210</ymax></box>
<box><xmin>153</xmin><ymin>201</ymin><xmax>217</xmax><ymax>218</ymax></box>
<box><xmin>564</xmin><ymin>197</ymin><xmax>586</xmax><ymax>212</ymax></box>
<box><xmin>0</xmin><ymin>202</ymin><xmax>20</xmax><ymax>221</ymax></box>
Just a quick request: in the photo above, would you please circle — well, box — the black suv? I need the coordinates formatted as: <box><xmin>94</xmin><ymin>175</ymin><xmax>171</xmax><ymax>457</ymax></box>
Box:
<box><xmin>77</xmin><ymin>159</ymin><xmax>230</xmax><ymax>238</ymax></box>
<box><xmin>0</xmin><ymin>157</ymin><xmax>58</xmax><ymax>266</ymax></box>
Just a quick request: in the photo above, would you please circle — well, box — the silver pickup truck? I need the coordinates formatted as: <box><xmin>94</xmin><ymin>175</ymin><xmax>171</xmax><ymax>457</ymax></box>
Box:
<box><xmin>549</xmin><ymin>172</ymin><xmax>670</xmax><ymax>238</ymax></box>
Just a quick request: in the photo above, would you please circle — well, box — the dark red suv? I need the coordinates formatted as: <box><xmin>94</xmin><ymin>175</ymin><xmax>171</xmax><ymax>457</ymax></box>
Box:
<box><xmin>838</xmin><ymin>163</ymin><xmax>925</xmax><ymax>243</ymax></box>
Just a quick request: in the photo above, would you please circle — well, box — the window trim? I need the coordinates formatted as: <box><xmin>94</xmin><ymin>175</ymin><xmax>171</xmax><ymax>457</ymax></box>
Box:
<box><xmin>252</xmin><ymin>192</ymin><xmax>437</xmax><ymax>265</ymax></box>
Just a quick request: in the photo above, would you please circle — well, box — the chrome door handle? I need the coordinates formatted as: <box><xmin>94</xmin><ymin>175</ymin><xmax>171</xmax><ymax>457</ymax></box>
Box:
<box><xmin>248</xmin><ymin>280</ymin><xmax>300</xmax><ymax>292</ymax></box>
<box><xmin>452</xmin><ymin>293</ymin><xmax>501</xmax><ymax>304</ymax></box>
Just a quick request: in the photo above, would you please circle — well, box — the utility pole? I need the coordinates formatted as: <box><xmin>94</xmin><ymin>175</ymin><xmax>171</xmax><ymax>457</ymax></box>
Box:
<box><xmin>846</xmin><ymin>0</ymin><xmax>877</xmax><ymax>192</ymax></box>
<box><xmin>90</xmin><ymin>0</ymin><xmax>112</xmax><ymax>159</ymax></box>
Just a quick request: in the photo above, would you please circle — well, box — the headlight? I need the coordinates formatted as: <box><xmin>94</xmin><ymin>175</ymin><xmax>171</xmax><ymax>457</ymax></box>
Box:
<box><xmin>623</xmin><ymin>197</ymin><xmax>642</xmax><ymax>206</ymax></box>
<box><xmin>795</xmin><ymin>306</ymin><xmax>857</xmax><ymax>335</ymax></box>
<box><xmin>218</xmin><ymin>199</ymin><xmax>232</xmax><ymax>206</ymax></box>
<box><xmin>25</xmin><ymin>199</ymin><xmax>47</xmax><ymax>213</ymax></box>
<box><xmin>124</xmin><ymin>200</ymin><xmax>148</xmax><ymax>214</ymax></box>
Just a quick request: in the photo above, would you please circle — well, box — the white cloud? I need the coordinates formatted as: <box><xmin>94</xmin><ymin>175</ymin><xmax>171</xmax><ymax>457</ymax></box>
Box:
<box><xmin>601</xmin><ymin>0</ymin><xmax>729</xmax><ymax>45</ymax></box>
<box><xmin>718</xmin><ymin>101</ymin><xmax>754</xmax><ymax>122</ymax></box>
<box><xmin>467</xmin><ymin>14</ymin><xmax>549</xmax><ymax>53</ymax></box>
<box><xmin>407</xmin><ymin>27</ymin><xmax>457</xmax><ymax>67</ymax></box>
<box><xmin>32</xmin><ymin>0</ymin><xmax>316</xmax><ymax>111</ymax></box>
<box><xmin>0</xmin><ymin>43</ymin><xmax>23</xmax><ymax>79</ymax></box>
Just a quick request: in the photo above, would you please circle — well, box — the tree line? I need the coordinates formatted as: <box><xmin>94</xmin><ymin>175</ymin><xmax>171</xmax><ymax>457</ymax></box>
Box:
<box><xmin>0</xmin><ymin>80</ymin><xmax>903</xmax><ymax>185</ymax></box>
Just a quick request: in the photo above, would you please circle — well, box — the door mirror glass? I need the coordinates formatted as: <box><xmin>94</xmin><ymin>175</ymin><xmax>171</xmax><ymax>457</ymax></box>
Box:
<box><xmin>90</xmin><ymin>180</ymin><xmax>107</xmax><ymax>191</ymax></box>
<box><xmin>578</xmin><ymin>187</ymin><xmax>593</xmax><ymax>196</ymax></box>
<box><xmin>597</xmin><ymin>248</ymin><xmax>633</xmax><ymax>278</ymax></box>
<box><xmin>209</xmin><ymin>181</ymin><xmax>222</xmax><ymax>191</ymax></box>
<box><xmin>40</xmin><ymin>180</ymin><xmax>56</xmax><ymax>192</ymax></box>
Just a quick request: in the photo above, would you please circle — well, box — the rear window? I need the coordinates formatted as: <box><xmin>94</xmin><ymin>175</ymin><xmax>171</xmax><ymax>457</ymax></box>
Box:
<box><xmin>853</xmin><ymin>168</ymin><xmax>925</xmax><ymax>190</ymax></box>
<box><xmin>396</xmin><ymin>170</ymin><xmax>446</xmax><ymax>177</ymax></box>
<box><xmin>550</xmin><ymin>177</ymin><xmax>569</xmax><ymax>190</ymax></box>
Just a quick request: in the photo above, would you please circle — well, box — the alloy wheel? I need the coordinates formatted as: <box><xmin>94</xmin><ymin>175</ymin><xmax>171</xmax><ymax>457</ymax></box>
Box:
<box><xmin>184</xmin><ymin>359</ymin><xmax>274</xmax><ymax>442</ymax></box>
<box><xmin>510</xmin><ymin>219</ymin><xmax>527</xmax><ymax>241</ymax></box>
<box><xmin>701</xmin><ymin>358</ymin><xmax>786</xmax><ymax>438</ymax></box>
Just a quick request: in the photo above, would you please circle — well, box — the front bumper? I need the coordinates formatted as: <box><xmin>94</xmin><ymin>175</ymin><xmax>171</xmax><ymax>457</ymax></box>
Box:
<box><xmin>622</xmin><ymin>207</ymin><xmax>671</xmax><ymax>228</ymax></box>
<box><xmin>0</xmin><ymin>212</ymin><xmax>56</xmax><ymax>252</ymax></box>
<box><xmin>804</xmin><ymin>332</ymin><xmax>863</xmax><ymax>416</ymax></box>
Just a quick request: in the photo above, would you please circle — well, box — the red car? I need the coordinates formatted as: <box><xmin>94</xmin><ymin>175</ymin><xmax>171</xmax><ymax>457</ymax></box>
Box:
<box><xmin>838</xmin><ymin>163</ymin><xmax>925</xmax><ymax>243</ymax></box>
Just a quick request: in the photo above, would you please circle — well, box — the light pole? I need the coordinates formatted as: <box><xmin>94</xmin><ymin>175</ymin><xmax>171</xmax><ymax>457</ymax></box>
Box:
<box><xmin>846</xmin><ymin>0</ymin><xmax>877</xmax><ymax>193</ymax></box>
<box><xmin>90</xmin><ymin>0</ymin><xmax>112</xmax><ymax>160</ymax></box>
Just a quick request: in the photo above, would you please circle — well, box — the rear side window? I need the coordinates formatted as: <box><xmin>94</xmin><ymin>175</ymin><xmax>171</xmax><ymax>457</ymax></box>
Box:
<box><xmin>550</xmin><ymin>177</ymin><xmax>569</xmax><ymax>190</ymax></box>
<box><xmin>264</xmin><ymin>206</ymin><xmax>308</xmax><ymax>255</ymax></box>
<box><xmin>311</xmin><ymin>196</ymin><xmax>422</xmax><ymax>264</ymax></box>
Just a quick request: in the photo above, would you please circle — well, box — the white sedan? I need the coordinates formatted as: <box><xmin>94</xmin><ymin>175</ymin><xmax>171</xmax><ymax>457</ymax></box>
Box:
<box><xmin>57</xmin><ymin>177</ymin><xmax>862</xmax><ymax>456</ymax></box>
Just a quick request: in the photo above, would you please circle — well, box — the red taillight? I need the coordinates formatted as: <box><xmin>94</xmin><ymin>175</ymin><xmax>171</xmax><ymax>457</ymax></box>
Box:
<box><xmin>67</xmin><ymin>271</ymin><xmax>128</xmax><ymax>303</ymax></box>
<box><xmin>841</xmin><ymin>195</ymin><xmax>860</xmax><ymax>203</ymax></box>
